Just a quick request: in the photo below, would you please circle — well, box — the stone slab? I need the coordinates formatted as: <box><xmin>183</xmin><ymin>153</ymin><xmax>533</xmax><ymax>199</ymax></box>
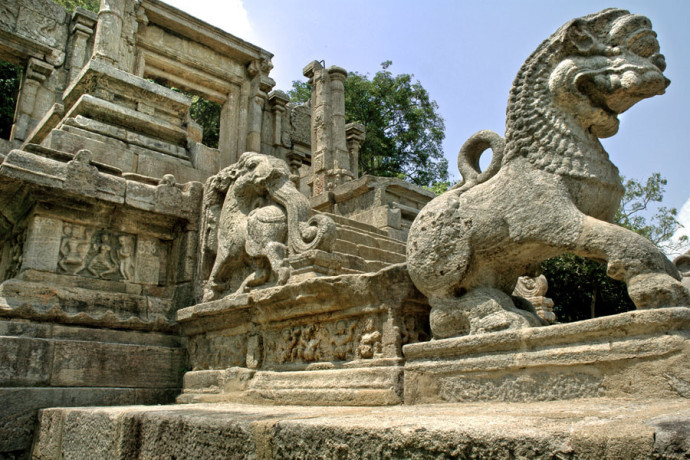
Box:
<box><xmin>404</xmin><ymin>307</ymin><xmax>690</xmax><ymax>404</ymax></box>
<box><xmin>179</xmin><ymin>365</ymin><xmax>404</xmax><ymax>406</ymax></box>
<box><xmin>1</xmin><ymin>387</ymin><xmax>178</xmax><ymax>455</ymax></box>
<box><xmin>32</xmin><ymin>399</ymin><xmax>690</xmax><ymax>459</ymax></box>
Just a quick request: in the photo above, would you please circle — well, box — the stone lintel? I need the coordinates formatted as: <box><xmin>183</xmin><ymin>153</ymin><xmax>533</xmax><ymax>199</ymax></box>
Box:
<box><xmin>139</xmin><ymin>0</ymin><xmax>274</xmax><ymax>65</ymax></box>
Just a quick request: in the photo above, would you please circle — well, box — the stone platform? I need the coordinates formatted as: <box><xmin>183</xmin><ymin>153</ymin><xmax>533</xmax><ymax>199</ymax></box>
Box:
<box><xmin>404</xmin><ymin>307</ymin><xmax>690</xmax><ymax>404</ymax></box>
<box><xmin>32</xmin><ymin>398</ymin><xmax>690</xmax><ymax>459</ymax></box>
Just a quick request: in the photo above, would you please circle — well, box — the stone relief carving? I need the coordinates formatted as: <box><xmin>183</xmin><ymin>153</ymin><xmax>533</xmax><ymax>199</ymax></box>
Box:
<box><xmin>201</xmin><ymin>152</ymin><xmax>336</xmax><ymax>301</ymax></box>
<box><xmin>57</xmin><ymin>226</ymin><xmax>141</xmax><ymax>282</ymax></box>
<box><xmin>674</xmin><ymin>251</ymin><xmax>690</xmax><ymax>292</ymax></box>
<box><xmin>86</xmin><ymin>233</ymin><xmax>121</xmax><ymax>279</ymax></box>
<box><xmin>356</xmin><ymin>317</ymin><xmax>382</xmax><ymax>360</ymax></box>
<box><xmin>289</xmin><ymin>104</ymin><xmax>311</xmax><ymax>147</ymax></box>
<box><xmin>117</xmin><ymin>235</ymin><xmax>135</xmax><ymax>281</ymax></box>
<box><xmin>58</xmin><ymin>224</ymin><xmax>91</xmax><ymax>275</ymax></box>
<box><xmin>407</xmin><ymin>9</ymin><xmax>690</xmax><ymax>339</ymax></box>
<box><xmin>331</xmin><ymin>319</ymin><xmax>357</xmax><ymax>360</ymax></box>
<box><xmin>0</xmin><ymin>3</ymin><xmax>19</xmax><ymax>31</ymax></box>
<box><xmin>2</xmin><ymin>231</ymin><xmax>26</xmax><ymax>281</ymax></box>
<box><xmin>401</xmin><ymin>315</ymin><xmax>428</xmax><ymax>346</ymax></box>
<box><xmin>513</xmin><ymin>275</ymin><xmax>557</xmax><ymax>324</ymax></box>
<box><xmin>298</xmin><ymin>324</ymin><xmax>321</xmax><ymax>363</ymax></box>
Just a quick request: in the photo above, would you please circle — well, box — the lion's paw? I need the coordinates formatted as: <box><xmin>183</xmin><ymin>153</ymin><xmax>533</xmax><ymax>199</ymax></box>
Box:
<box><xmin>628</xmin><ymin>272</ymin><xmax>690</xmax><ymax>309</ymax></box>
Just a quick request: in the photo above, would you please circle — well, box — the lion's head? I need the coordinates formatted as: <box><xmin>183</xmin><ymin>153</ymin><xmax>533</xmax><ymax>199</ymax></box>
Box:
<box><xmin>548</xmin><ymin>10</ymin><xmax>669</xmax><ymax>138</ymax></box>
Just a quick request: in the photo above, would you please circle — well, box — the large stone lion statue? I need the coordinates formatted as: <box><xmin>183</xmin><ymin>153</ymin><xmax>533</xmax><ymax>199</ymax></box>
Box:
<box><xmin>200</xmin><ymin>152</ymin><xmax>335</xmax><ymax>301</ymax></box>
<box><xmin>407</xmin><ymin>9</ymin><xmax>690</xmax><ymax>338</ymax></box>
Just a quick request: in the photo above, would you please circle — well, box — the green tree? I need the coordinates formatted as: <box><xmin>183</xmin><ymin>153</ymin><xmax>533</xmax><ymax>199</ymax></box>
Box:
<box><xmin>0</xmin><ymin>62</ymin><xmax>21</xmax><ymax>140</ymax></box>
<box><xmin>289</xmin><ymin>61</ymin><xmax>448</xmax><ymax>187</ymax></box>
<box><xmin>189</xmin><ymin>96</ymin><xmax>221</xmax><ymax>149</ymax></box>
<box><xmin>542</xmin><ymin>173</ymin><xmax>687</xmax><ymax>322</ymax></box>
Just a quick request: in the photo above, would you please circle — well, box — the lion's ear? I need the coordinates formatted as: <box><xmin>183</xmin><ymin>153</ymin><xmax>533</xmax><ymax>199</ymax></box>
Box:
<box><xmin>563</xmin><ymin>19</ymin><xmax>595</xmax><ymax>54</ymax></box>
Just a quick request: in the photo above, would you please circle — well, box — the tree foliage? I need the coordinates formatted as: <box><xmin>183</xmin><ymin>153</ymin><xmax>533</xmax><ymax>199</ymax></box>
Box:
<box><xmin>289</xmin><ymin>61</ymin><xmax>448</xmax><ymax>187</ymax></box>
<box><xmin>189</xmin><ymin>96</ymin><xmax>221</xmax><ymax>149</ymax></box>
<box><xmin>542</xmin><ymin>173</ymin><xmax>687</xmax><ymax>322</ymax></box>
<box><xmin>0</xmin><ymin>62</ymin><xmax>21</xmax><ymax>140</ymax></box>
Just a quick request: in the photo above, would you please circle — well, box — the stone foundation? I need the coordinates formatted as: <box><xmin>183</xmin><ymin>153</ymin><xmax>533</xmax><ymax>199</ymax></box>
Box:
<box><xmin>404</xmin><ymin>307</ymin><xmax>690</xmax><ymax>404</ymax></box>
<box><xmin>30</xmin><ymin>399</ymin><xmax>690</xmax><ymax>459</ymax></box>
<box><xmin>0</xmin><ymin>319</ymin><xmax>182</xmax><ymax>455</ymax></box>
<box><xmin>178</xmin><ymin>265</ymin><xmax>428</xmax><ymax>406</ymax></box>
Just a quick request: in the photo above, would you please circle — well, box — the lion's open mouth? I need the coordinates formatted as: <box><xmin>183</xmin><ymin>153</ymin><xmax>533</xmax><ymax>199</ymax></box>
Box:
<box><xmin>576</xmin><ymin>66</ymin><xmax>669</xmax><ymax>115</ymax></box>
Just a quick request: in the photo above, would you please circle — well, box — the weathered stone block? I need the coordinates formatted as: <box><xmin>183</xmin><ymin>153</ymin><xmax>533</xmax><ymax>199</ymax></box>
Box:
<box><xmin>50</xmin><ymin>340</ymin><xmax>183</xmax><ymax>388</ymax></box>
<box><xmin>404</xmin><ymin>308</ymin><xmax>690</xmax><ymax>404</ymax></box>
<box><xmin>0</xmin><ymin>336</ymin><xmax>52</xmax><ymax>386</ymax></box>
<box><xmin>22</xmin><ymin>215</ymin><xmax>62</xmax><ymax>272</ymax></box>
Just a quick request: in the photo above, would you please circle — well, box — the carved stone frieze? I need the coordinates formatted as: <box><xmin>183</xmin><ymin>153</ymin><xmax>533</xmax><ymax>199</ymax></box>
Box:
<box><xmin>1</xmin><ymin>230</ymin><xmax>26</xmax><ymax>281</ymax></box>
<box><xmin>356</xmin><ymin>317</ymin><xmax>382</xmax><ymax>360</ymax></box>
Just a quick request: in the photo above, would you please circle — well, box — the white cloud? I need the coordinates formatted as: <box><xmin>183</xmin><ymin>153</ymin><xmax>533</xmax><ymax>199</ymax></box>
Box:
<box><xmin>162</xmin><ymin>0</ymin><xmax>256</xmax><ymax>43</ymax></box>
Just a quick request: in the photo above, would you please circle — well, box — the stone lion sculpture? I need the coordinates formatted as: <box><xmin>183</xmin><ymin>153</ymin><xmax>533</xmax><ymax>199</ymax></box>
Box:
<box><xmin>407</xmin><ymin>9</ymin><xmax>690</xmax><ymax>338</ymax></box>
<box><xmin>200</xmin><ymin>152</ymin><xmax>335</xmax><ymax>301</ymax></box>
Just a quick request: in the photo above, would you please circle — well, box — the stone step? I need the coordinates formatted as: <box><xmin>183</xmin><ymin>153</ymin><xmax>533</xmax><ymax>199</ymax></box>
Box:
<box><xmin>335</xmin><ymin>226</ymin><xmax>406</xmax><ymax>255</ymax></box>
<box><xmin>31</xmin><ymin>399</ymin><xmax>690</xmax><ymax>459</ymax></box>
<box><xmin>333</xmin><ymin>239</ymin><xmax>406</xmax><ymax>266</ymax></box>
<box><xmin>333</xmin><ymin>250</ymin><xmax>390</xmax><ymax>274</ymax></box>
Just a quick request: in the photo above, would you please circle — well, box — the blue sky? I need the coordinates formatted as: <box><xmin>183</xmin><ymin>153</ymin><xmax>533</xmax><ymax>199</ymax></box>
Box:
<box><xmin>166</xmin><ymin>0</ymin><xmax>690</xmax><ymax>253</ymax></box>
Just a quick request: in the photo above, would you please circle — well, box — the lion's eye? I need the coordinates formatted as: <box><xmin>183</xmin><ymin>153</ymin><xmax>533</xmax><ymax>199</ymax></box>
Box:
<box><xmin>627</xmin><ymin>31</ymin><xmax>659</xmax><ymax>58</ymax></box>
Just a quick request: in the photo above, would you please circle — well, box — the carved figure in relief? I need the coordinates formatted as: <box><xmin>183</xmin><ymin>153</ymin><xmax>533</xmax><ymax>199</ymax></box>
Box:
<box><xmin>407</xmin><ymin>9</ymin><xmax>690</xmax><ymax>339</ymax></box>
<box><xmin>3</xmin><ymin>232</ymin><xmax>25</xmax><ymax>280</ymax></box>
<box><xmin>331</xmin><ymin>320</ymin><xmax>356</xmax><ymax>361</ymax></box>
<box><xmin>117</xmin><ymin>235</ymin><xmax>135</xmax><ymax>281</ymax></box>
<box><xmin>279</xmin><ymin>327</ymin><xmax>299</xmax><ymax>363</ymax></box>
<box><xmin>356</xmin><ymin>318</ymin><xmax>382</xmax><ymax>360</ymax></box>
<box><xmin>58</xmin><ymin>225</ymin><xmax>90</xmax><ymax>275</ymax></box>
<box><xmin>401</xmin><ymin>316</ymin><xmax>426</xmax><ymax>345</ymax></box>
<box><xmin>87</xmin><ymin>233</ymin><xmax>119</xmax><ymax>279</ymax></box>
<box><xmin>298</xmin><ymin>324</ymin><xmax>320</xmax><ymax>362</ymax></box>
<box><xmin>200</xmin><ymin>152</ymin><xmax>336</xmax><ymax>301</ymax></box>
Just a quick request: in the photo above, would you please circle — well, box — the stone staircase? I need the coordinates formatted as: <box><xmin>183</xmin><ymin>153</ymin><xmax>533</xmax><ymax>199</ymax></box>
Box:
<box><xmin>325</xmin><ymin>213</ymin><xmax>407</xmax><ymax>274</ymax></box>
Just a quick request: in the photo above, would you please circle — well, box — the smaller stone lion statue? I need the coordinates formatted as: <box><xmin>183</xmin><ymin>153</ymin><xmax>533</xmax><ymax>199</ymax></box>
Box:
<box><xmin>200</xmin><ymin>152</ymin><xmax>335</xmax><ymax>301</ymax></box>
<box><xmin>406</xmin><ymin>9</ymin><xmax>690</xmax><ymax>338</ymax></box>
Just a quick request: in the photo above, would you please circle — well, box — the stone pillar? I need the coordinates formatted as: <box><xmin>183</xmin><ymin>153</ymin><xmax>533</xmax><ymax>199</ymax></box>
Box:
<box><xmin>328</xmin><ymin>66</ymin><xmax>351</xmax><ymax>181</ymax></box>
<box><xmin>219</xmin><ymin>84</ymin><xmax>240</xmax><ymax>167</ymax></box>
<box><xmin>92</xmin><ymin>0</ymin><xmax>125</xmax><ymax>67</ymax></box>
<box><xmin>268</xmin><ymin>90</ymin><xmax>290</xmax><ymax>160</ymax></box>
<box><xmin>345</xmin><ymin>123</ymin><xmax>366</xmax><ymax>178</ymax></box>
<box><xmin>68</xmin><ymin>9</ymin><xmax>97</xmax><ymax>83</ymax></box>
<box><xmin>11</xmin><ymin>59</ymin><xmax>54</xmax><ymax>142</ymax></box>
<box><xmin>246</xmin><ymin>59</ymin><xmax>275</xmax><ymax>153</ymax></box>
<box><xmin>304</xmin><ymin>61</ymin><xmax>329</xmax><ymax>196</ymax></box>
<box><xmin>304</xmin><ymin>61</ymin><xmax>355</xmax><ymax>196</ymax></box>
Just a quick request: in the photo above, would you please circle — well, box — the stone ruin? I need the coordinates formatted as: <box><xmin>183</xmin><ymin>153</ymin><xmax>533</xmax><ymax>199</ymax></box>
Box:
<box><xmin>0</xmin><ymin>2</ymin><xmax>688</xmax><ymax>458</ymax></box>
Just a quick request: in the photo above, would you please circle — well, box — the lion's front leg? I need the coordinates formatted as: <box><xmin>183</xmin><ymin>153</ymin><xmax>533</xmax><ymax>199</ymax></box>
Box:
<box><xmin>573</xmin><ymin>216</ymin><xmax>690</xmax><ymax>308</ymax></box>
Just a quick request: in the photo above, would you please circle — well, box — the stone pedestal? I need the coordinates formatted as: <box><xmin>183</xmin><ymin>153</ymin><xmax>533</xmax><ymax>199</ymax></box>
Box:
<box><xmin>0</xmin><ymin>144</ymin><xmax>202</xmax><ymax>455</ymax></box>
<box><xmin>177</xmin><ymin>265</ymin><xmax>429</xmax><ymax>405</ymax></box>
<box><xmin>403</xmin><ymin>307</ymin><xmax>690</xmax><ymax>404</ymax></box>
